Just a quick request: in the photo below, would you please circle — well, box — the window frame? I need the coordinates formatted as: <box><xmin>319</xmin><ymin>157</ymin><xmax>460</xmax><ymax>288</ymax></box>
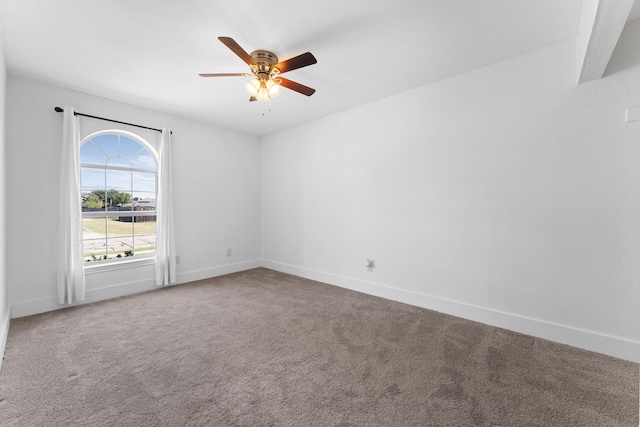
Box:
<box><xmin>79</xmin><ymin>130</ymin><xmax>159</xmax><ymax>267</ymax></box>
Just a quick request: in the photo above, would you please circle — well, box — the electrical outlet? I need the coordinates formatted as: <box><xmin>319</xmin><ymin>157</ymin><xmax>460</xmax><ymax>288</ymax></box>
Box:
<box><xmin>176</xmin><ymin>255</ymin><xmax>181</xmax><ymax>264</ymax></box>
<box><xmin>226</xmin><ymin>248</ymin><xmax>232</xmax><ymax>257</ymax></box>
<box><xmin>366</xmin><ymin>259</ymin><xmax>375</xmax><ymax>271</ymax></box>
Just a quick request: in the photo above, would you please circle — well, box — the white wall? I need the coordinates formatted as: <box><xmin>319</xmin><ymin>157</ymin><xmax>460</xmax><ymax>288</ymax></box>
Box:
<box><xmin>0</xmin><ymin>25</ymin><xmax>9</xmax><ymax>370</ymax></box>
<box><xmin>261</xmin><ymin>39</ymin><xmax>640</xmax><ymax>362</ymax></box>
<box><xmin>6</xmin><ymin>76</ymin><xmax>261</xmax><ymax>317</ymax></box>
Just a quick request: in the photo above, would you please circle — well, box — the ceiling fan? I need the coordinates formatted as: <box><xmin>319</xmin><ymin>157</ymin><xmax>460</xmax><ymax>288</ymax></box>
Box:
<box><xmin>199</xmin><ymin>37</ymin><xmax>317</xmax><ymax>102</ymax></box>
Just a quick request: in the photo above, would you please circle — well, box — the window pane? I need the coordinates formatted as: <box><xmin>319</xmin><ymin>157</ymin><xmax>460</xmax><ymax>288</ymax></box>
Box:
<box><xmin>133</xmin><ymin>217</ymin><xmax>156</xmax><ymax>257</ymax></box>
<box><xmin>133</xmin><ymin>218</ymin><xmax>156</xmax><ymax>234</ymax></box>
<box><xmin>80</xmin><ymin>142</ymin><xmax>108</xmax><ymax>165</ymax></box>
<box><xmin>107</xmin><ymin>216</ymin><xmax>133</xmax><ymax>236</ymax></box>
<box><xmin>83</xmin><ymin>217</ymin><xmax>106</xmax><ymax>235</ymax></box>
<box><xmin>83</xmin><ymin>218</ymin><xmax>107</xmax><ymax>261</ymax></box>
<box><xmin>106</xmin><ymin>169</ymin><xmax>131</xmax><ymax>192</ymax></box>
<box><xmin>132</xmin><ymin>171</ymin><xmax>156</xmax><ymax>192</ymax></box>
<box><xmin>119</xmin><ymin>136</ymin><xmax>145</xmax><ymax>158</ymax></box>
<box><xmin>130</xmin><ymin>150</ymin><xmax>156</xmax><ymax>170</ymax></box>
<box><xmin>81</xmin><ymin>168</ymin><xmax>105</xmax><ymax>193</ymax></box>
<box><xmin>82</xmin><ymin>195</ymin><xmax>105</xmax><ymax>212</ymax></box>
<box><xmin>91</xmin><ymin>134</ymin><xmax>119</xmax><ymax>158</ymax></box>
<box><xmin>107</xmin><ymin>216</ymin><xmax>134</xmax><ymax>259</ymax></box>
<box><xmin>81</xmin><ymin>169</ymin><xmax>106</xmax><ymax>212</ymax></box>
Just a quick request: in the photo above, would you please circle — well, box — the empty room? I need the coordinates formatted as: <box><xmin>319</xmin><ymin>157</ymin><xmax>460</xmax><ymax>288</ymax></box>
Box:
<box><xmin>0</xmin><ymin>0</ymin><xmax>638</xmax><ymax>425</ymax></box>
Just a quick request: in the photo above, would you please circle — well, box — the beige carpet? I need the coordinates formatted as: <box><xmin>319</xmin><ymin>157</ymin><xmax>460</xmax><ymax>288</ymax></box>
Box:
<box><xmin>0</xmin><ymin>268</ymin><xmax>637</xmax><ymax>426</ymax></box>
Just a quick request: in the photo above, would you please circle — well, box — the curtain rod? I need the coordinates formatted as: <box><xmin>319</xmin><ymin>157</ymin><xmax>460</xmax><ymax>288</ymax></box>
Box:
<box><xmin>54</xmin><ymin>106</ymin><xmax>171</xmax><ymax>134</ymax></box>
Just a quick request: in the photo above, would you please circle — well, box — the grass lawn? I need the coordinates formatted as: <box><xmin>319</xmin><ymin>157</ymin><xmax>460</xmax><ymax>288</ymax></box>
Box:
<box><xmin>83</xmin><ymin>218</ymin><xmax>156</xmax><ymax>235</ymax></box>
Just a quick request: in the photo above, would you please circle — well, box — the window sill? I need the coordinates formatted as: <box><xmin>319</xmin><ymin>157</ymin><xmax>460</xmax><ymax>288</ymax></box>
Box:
<box><xmin>84</xmin><ymin>256</ymin><xmax>155</xmax><ymax>274</ymax></box>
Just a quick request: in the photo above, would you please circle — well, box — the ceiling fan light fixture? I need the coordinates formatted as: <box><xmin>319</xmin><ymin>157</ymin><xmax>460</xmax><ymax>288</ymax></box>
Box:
<box><xmin>266</xmin><ymin>79</ymin><xmax>280</xmax><ymax>98</ymax></box>
<box><xmin>245</xmin><ymin>77</ymin><xmax>280</xmax><ymax>101</ymax></box>
<box><xmin>255</xmin><ymin>81</ymin><xmax>270</xmax><ymax>102</ymax></box>
<box><xmin>245</xmin><ymin>78</ymin><xmax>261</xmax><ymax>97</ymax></box>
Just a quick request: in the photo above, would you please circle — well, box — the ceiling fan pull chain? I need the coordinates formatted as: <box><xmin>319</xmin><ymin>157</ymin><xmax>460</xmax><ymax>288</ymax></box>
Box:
<box><xmin>261</xmin><ymin>100</ymin><xmax>273</xmax><ymax>117</ymax></box>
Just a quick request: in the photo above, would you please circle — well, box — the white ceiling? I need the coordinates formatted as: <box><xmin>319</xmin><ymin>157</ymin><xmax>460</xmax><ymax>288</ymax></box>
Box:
<box><xmin>0</xmin><ymin>0</ymin><xmax>585</xmax><ymax>136</ymax></box>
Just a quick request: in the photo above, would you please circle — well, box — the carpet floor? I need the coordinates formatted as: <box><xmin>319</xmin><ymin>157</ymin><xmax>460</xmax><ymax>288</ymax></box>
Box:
<box><xmin>0</xmin><ymin>268</ymin><xmax>637</xmax><ymax>426</ymax></box>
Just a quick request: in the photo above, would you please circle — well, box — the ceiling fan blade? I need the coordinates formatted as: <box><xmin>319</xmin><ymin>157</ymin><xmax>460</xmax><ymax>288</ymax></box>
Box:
<box><xmin>199</xmin><ymin>73</ymin><xmax>251</xmax><ymax>77</ymax></box>
<box><xmin>273</xmin><ymin>52</ymin><xmax>317</xmax><ymax>74</ymax></box>
<box><xmin>218</xmin><ymin>36</ymin><xmax>257</xmax><ymax>67</ymax></box>
<box><xmin>275</xmin><ymin>77</ymin><xmax>316</xmax><ymax>96</ymax></box>
<box><xmin>249</xmin><ymin>96</ymin><xmax>257</xmax><ymax>102</ymax></box>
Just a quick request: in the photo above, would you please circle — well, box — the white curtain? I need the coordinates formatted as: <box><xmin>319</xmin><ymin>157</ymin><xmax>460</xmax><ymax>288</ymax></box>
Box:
<box><xmin>155</xmin><ymin>128</ymin><xmax>176</xmax><ymax>286</ymax></box>
<box><xmin>57</xmin><ymin>106</ymin><xmax>85</xmax><ymax>304</ymax></box>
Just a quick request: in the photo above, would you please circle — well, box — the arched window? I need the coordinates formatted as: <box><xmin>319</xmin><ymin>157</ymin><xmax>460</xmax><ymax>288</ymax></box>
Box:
<box><xmin>80</xmin><ymin>130</ymin><xmax>158</xmax><ymax>263</ymax></box>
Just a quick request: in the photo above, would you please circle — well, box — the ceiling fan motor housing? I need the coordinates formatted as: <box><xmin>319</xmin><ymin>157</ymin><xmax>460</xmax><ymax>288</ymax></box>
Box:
<box><xmin>250</xmin><ymin>50</ymin><xmax>279</xmax><ymax>77</ymax></box>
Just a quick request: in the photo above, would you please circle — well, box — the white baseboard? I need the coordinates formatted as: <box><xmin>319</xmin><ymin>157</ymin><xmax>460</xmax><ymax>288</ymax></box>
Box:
<box><xmin>176</xmin><ymin>260</ymin><xmax>262</xmax><ymax>285</ymax></box>
<box><xmin>0</xmin><ymin>307</ymin><xmax>10</xmax><ymax>372</ymax></box>
<box><xmin>261</xmin><ymin>259</ymin><xmax>640</xmax><ymax>364</ymax></box>
<box><xmin>10</xmin><ymin>277</ymin><xmax>156</xmax><ymax>319</ymax></box>
<box><xmin>10</xmin><ymin>260</ymin><xmax>262</xmax><ymax>319</ymax></box>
